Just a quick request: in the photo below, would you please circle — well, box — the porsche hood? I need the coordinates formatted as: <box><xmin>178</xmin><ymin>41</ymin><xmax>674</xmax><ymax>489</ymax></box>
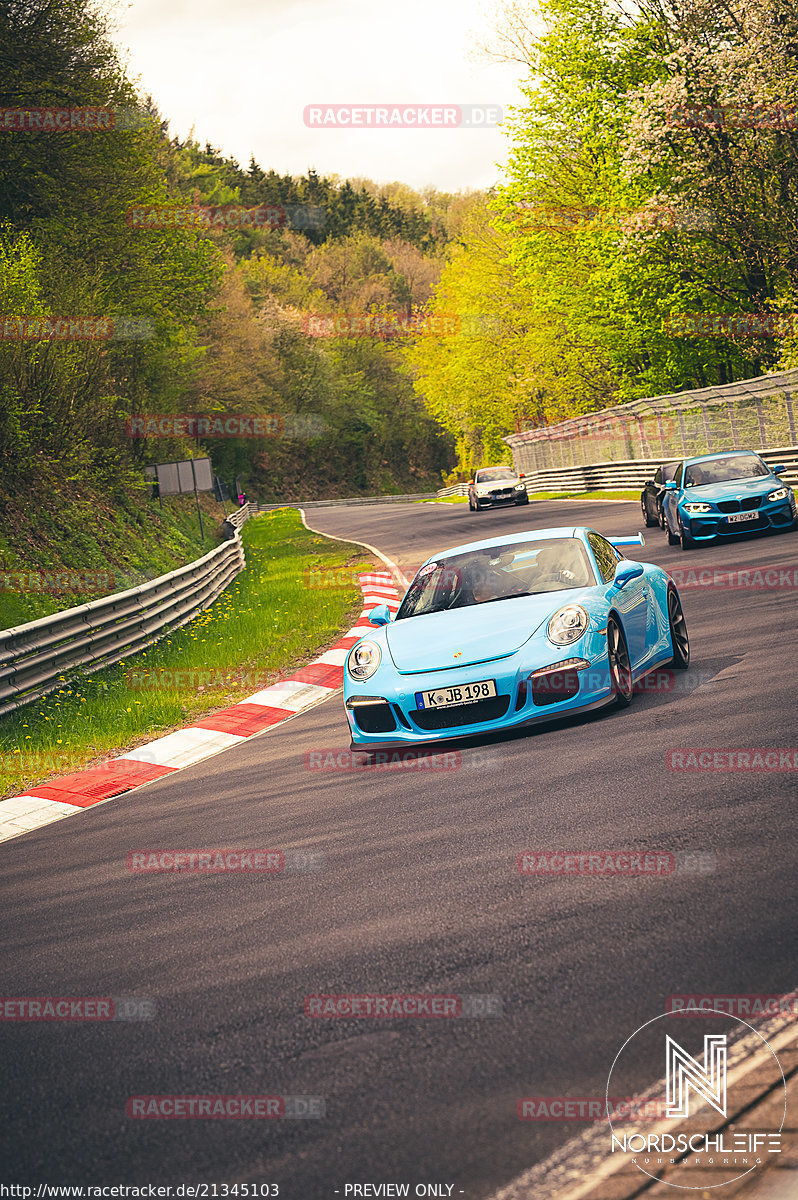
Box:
<box><xmin>384</xmin><ymin>594</ymin><xmax>586</xmax><ymax>673</ymax></box>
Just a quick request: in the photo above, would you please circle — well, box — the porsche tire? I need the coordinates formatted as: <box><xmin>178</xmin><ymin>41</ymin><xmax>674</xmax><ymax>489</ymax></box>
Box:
<box><xmin>607</xmin><ymin>615</ymin><xmax>633</xmax><ymax>707</ymax></box>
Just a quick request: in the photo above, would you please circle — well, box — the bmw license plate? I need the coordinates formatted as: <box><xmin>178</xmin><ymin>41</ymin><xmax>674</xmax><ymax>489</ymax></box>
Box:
<box><xmin>727</xmin><ymin>511</ymin><xmax>758</xmax><ymax>524</ymax></box>
<box><xmin>416</xmin><ymin>679</ymin><xmax>497</xmax><ymax>709</ymax></box>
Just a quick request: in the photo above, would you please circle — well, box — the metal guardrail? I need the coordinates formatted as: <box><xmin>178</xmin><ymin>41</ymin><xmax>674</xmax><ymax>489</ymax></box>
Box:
<box><xmin>0</xmin><ymin>518</ymin><xmax>250</xmax><ymax>718</ymax></box>
<box><xmin>438</xmin><ymin>447</ymin><xmax>798</xmax><ymax>499</ymax></box>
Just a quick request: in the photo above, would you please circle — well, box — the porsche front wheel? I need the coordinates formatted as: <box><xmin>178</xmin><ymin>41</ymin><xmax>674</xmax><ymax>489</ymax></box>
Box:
<box><xmin>607</xmin><ymin>615</ymin><xmax>633</xmax><ymax>707</ymax></box>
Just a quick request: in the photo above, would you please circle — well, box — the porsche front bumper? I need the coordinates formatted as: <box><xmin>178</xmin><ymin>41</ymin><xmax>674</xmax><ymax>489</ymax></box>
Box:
<box><xmin>344</xmin><ymin>647</ymin><xmax>639</xmax><ymax>750</ymax></box>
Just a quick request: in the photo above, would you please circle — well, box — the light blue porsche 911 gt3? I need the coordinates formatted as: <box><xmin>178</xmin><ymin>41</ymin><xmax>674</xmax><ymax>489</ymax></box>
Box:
<box><xmin>343</xmin><ymin>526</ymin><xmax>690</xmax><ymax>751</ymax></box>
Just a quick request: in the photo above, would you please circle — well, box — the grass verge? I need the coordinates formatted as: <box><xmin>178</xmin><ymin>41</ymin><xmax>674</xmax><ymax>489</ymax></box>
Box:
<box><xmin>0</xmin><ymin>509</ymin><xmax>374</xmax><ymax>799</ymax></box>
<box><xmin>417</xmin><ymin>496</ymin><xmax>469</xmax><ymax>504</ymax></box>
<box><xmin>529</xmin><ymin>489</ymin><xmax>641</xmax><ymax>501</ymax></box>
<box><xmin>0</xmin><ymin>486</ymin><xmax>224</xmax><ymax>630</ymax></box>
<box><xmin>420</xmin><ymin>491</ymin><xmax>640</xmax><ymax>504</ymax></box>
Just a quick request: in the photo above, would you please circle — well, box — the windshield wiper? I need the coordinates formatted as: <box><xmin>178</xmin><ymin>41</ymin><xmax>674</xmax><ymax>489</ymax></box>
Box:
<box><xmin>480</xmin><ymin>591</ymin><xmax>533</xmax><ymax>604</ymax></box>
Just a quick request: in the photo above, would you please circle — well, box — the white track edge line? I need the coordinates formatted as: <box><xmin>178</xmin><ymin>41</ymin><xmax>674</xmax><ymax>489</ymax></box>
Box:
<box><xmin>297</xmin><ymin>507</ymin><xmax>410</xmax><ymax>590</ymax></box>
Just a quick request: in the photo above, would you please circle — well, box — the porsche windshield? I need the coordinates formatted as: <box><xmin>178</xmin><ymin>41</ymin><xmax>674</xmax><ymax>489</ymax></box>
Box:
<box><xmin>684</xmin><ymin>455</ymin><xmax>768</xmax><ymax>486</ymax></box>
<box><xmin>396</xmin><ymin>538</ymin><xmax>596</xmax><ymax>619</ymax></box>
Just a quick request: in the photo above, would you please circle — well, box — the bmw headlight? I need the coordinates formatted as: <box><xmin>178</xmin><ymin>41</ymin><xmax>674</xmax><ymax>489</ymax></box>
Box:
<box><xmin>547</xmin><ymin>604</ymin><xmax>589</xmax><ymax>646</ymax></box>
<box><xmin>684</xmin><ymin>503</ymin><xmax>712</xmax><ymax>513</ymax></box>
<box><xmin>514</xmin><ymin>483</ymin><xmax>526</xmax><ymax>491</ymax></box>
<box><xmin>767</xmin><ymin>487</ymin><xmax>789</xmax><ymax>502</ymax></box>
<box><xmin>347</xmin><ymin>640</ymin><xmax>381</xmax><ymax>681</ymax></box>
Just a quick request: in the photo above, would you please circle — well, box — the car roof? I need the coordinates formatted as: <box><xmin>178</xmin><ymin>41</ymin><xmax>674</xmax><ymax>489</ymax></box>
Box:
<box><xmin>682</xmin><ymin>450</ymin><xmax>762</xmax><ymax>465</ymax></box>
<box><xmin>424</xmin><ymin>527</ymin><xmax>584</xmax><ymax>562</ymax></box>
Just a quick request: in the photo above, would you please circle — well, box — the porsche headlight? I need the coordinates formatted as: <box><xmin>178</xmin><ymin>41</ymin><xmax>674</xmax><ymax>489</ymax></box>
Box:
<box><xmin>547</xmin><ymin>604</ymin><xmax>589</xmax><ymax>646</ymax></box>
<box><xmin>347</xmin><ymin>640</ymin><xmax>381</xmax><ymax>681</ymax></box>
<box><xmin>767</xmin><ymin>487</ymin><xmax>789</xmax><ymax>502</ymax></box>
<box><xmin>684</xmin><ymin>503</ymin><xmax>712</xmax><ymax>513</ymax></box>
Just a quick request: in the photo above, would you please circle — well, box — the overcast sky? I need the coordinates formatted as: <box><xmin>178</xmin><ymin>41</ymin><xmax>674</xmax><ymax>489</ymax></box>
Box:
<box><xmin>111</xmin><ymin>0</ymin><xmax>528</xmax><ymax>192</ymax></box>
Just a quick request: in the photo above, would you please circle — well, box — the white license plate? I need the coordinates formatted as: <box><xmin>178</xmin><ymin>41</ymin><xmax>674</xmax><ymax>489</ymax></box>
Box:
<box><xmin>416</xmin><ymin>679</ymin><xmax>497</xmax><ymax>709</ymax></box>
<box><xmin>727</xmin><ymin>511</ymin><xmax>758</xmax><ymax>524</ymax></box>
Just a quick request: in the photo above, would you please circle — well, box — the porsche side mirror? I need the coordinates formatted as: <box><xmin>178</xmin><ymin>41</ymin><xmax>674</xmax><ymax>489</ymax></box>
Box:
<box><xmin>663</xmin><ymin>480</ymin><xmax>678</xmax><ymax>490</ymax></box>
<box><xmin>773</xmin><ymin>464</ymin><xmax>786</xmax><ymax>474</ymax></box>
<box><xmin>468</xmin><ymin>480</ymin><xmax>475</xmax><ymax>486</ymax></box>
<box><xmin>613</xmin><ymin>563</ymin><xmax>644</xmax><ymax>589</ymax></box>
<box><xmin>368</xmin><ymin>603</ymin><xmax>392</xmax><ymax>626</ymax></box>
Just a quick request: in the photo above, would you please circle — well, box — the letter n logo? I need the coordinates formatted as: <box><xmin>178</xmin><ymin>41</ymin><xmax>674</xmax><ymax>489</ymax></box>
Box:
<box><xmin>666</xmin><ymin>1034</ymin><xmax>727</xmax><ymax>1118</ymax></box>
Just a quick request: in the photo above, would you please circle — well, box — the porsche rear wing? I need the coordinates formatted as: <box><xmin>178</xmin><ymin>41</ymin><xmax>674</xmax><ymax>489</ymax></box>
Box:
<box><xmin>607</xmin><ymin>533</ymin><xmax>645</xmax><ymax>548</ymax></box>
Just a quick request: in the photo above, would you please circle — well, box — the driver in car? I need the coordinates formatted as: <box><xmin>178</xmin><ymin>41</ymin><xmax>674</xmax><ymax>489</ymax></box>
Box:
<box><xmin>454</xmin><ymin>558</ymin><xmax>520</xmax><ymax>605</ymax></box>
<box><xmin>534</xmin><ymin>545</ymin><xmax>564</xmax><ymax>584</ymax></box>
<box><xmin>469</xmin><ymin>563</ymin><xmax>506</xmax><ymax>603</ymax></box>
<box><xmin>532</xmin><ymin>544</ymin><xmax>586</xmax><ymax>589</ymax></box>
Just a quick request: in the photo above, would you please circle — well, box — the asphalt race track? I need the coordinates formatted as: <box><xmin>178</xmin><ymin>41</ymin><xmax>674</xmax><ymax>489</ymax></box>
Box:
<box><xmin>2</xmin><ymin>498</ymin><xmax>796</xmax><ymax>1196</ymax></box>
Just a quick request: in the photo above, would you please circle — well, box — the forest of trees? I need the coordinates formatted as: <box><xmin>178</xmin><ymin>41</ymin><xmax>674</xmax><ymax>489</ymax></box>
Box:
<box><xmin>3</xmin><ymin>0</ymin><xmax>797</xmax><ymax>496</ymax></box>
<box><xmin>0</xmin><ymin>0</ymin><xmax>471</xmax><ymax>502</ymax></box>
<box><xmin>408</xmin><ymin>0</ymin><xmax>798</xmax><ymax>470</ymax></box>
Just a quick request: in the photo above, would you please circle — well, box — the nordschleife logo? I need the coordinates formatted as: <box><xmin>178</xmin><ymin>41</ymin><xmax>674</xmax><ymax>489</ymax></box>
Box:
<box><xmin>665</xmin><ymin>1034</ymin><xmax>727</xmax><ymax>1118</ymax></box>
<box><xmin>606</xmin><ymin>1010</ymin><xmax>786</xmax><ymax>1190</ymax></box>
